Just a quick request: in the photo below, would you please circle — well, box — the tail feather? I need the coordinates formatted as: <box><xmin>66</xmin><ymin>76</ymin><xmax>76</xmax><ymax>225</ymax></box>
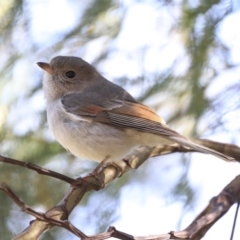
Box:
<box><xmin>168</xmin><ymin>136</ymin><xmax>235</xmax><ymax>162</ymax></box>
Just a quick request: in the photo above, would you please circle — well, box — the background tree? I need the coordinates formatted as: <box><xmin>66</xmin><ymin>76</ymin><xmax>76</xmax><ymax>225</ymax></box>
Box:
<box><xmin>0</xmin><ymin>0</ymin><xmax>240</xmax><ymax>239</ymax></box>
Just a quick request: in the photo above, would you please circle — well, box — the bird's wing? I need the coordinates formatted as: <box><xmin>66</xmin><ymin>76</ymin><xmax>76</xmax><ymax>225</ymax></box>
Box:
<box><xmin>61</xmin><ymin>92</ymin><xmax>234</xmax><ymax>162</ymax></box>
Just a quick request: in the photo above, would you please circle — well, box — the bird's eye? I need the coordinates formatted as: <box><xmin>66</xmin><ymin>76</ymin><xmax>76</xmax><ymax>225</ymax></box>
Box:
<box><xmin>65</xmin><ymin>71</ymin><xmax>76</xmax><ymax>78</ymax></box>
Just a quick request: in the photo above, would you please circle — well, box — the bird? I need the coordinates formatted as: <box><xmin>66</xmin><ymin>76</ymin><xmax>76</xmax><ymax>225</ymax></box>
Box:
<box><xmin>37</xmin><ymin>56</ymin><xmax>233</xmax><ymax>163</ymax></box>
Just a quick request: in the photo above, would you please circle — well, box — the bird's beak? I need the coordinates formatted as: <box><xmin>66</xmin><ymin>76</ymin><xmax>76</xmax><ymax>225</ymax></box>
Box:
<box><xmin>37</xmin><ymin>62</ymin><xmax>54</xmax><ymax>75</ymax></box>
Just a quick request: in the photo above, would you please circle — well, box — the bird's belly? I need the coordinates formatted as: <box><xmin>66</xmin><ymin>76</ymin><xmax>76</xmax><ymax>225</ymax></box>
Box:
<box><xmin>47</xmin><ymin>100</ymin><xmax>173</xmax><ymax>162</ymax></box>
<box><xmin>49</xmin><ymin>118</ymin><xmax>151</xmax><ymax>162</ymax></box>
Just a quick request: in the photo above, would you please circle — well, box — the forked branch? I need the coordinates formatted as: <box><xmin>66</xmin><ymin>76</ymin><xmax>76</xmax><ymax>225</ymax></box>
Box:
<box><xmin>0</xmin><ymin>139</ymin><xmax>239</xmax><ymax>239</ymax></box>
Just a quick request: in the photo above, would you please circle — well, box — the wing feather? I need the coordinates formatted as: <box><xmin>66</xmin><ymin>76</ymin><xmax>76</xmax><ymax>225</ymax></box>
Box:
<box><xmin>61</xmin><ymin>93</ymin><xmax>234</xmax><ymax>162</ymax></box>
<box><xmin>103</xmin><ymin>112</ymin><xmax>233</xmax><ymax>161</ymax></box>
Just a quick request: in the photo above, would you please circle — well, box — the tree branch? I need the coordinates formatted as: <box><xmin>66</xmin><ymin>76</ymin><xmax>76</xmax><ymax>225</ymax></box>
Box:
<box><xmin>0</xmin><ymin>139</ymin><xmax>239</xmax><ymax>239</ymax></box>
<box><xmin>0</xmin><ymin>155</ymin><xmax>74</xmax><ymax>183</ymax></box>
<box><xmin>2</xmin><ymin>174</ymin><xmax>240</xmax><ymax>239</ymax></box>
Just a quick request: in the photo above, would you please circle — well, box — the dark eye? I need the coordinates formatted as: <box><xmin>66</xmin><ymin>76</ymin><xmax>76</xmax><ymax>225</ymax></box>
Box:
<box><xmin>65</xmin><ymin>71</ymin><xmax>76</xmax><ymax>78</ymax></box>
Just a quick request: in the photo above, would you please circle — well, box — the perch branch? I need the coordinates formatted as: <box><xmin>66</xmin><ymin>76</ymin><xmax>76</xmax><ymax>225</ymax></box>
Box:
<box><xmin>0</xmin><ymin>155</ymin><xmax>74</xmax><ymax>183</ymax></box>
<box><xmin>2</xmin><ymin>173</ymin><xmax>240</xmax><ymax>239</ymax></box>
<box><xmin>0</xmin><ymin>139</ymin><xmax>239</xmax><ymax>239</ymax></box>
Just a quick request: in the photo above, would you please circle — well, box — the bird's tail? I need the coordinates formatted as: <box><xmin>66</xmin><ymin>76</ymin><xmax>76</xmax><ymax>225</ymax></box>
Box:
<box><xmin>168</xmin><ymin>135</ymin><xmax>235</xmax><ymax>162</ymax></box>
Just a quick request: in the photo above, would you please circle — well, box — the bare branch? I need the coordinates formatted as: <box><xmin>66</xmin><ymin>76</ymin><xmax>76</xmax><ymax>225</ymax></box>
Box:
<box><xmin>0</xmin><ymin>140</ymin><xmax>239</xmax><ymax>239</ymax></box>
<box><xmin>192</xmin><ymin>139</ymin><xmax>240</xmax><ymax>160</ymax></box>
<box><xmin>3</xmin><ymin>168</ymin><xmax>240</xmax><ymax>240</ymax></box>
<box><xmin>0</xmin><ymin>155</ymin><xmax>74</xmax><ymax>183</ymax></box>
<box><xmin>151</xmin><ymin>139</ymin><xmax>240</xmax><ymax>161</ymax></box>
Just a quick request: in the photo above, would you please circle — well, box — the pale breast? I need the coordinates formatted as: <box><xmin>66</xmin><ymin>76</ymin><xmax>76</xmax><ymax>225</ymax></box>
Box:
<box><xmin>45</xmin><ymin>99</ymin><xmax>145</xmax><ymax>161</ymax></box>
<box><xmin>46</xmin><ymin>99</ymin><xmax>172</xmax><ymax>162</ymax></box>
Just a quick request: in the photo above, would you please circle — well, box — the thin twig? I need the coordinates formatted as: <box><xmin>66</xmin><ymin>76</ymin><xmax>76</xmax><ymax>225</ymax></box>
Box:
<box><xmin>0</xmin><ymin>183</ymin><xmax>88</xmax><ymax>238</ymax></box>
<box><xmin>2</xmin><ymin>170</ymin><xmax>240</xmax><ymax>240</ymax></box>
<box><xmin>230</xmin><ymin>203</ymin><xmax>240</xmax><ymax>240</ymax></box>
<box><xmin>1</xmin><ymin>139</ymin><xmax>240</xmax><ymax>239</ymax></box>
<box><xmin>0</xmin><ymin>155</ymin><xmax>74</xmax><ymax>183</ymax></box>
